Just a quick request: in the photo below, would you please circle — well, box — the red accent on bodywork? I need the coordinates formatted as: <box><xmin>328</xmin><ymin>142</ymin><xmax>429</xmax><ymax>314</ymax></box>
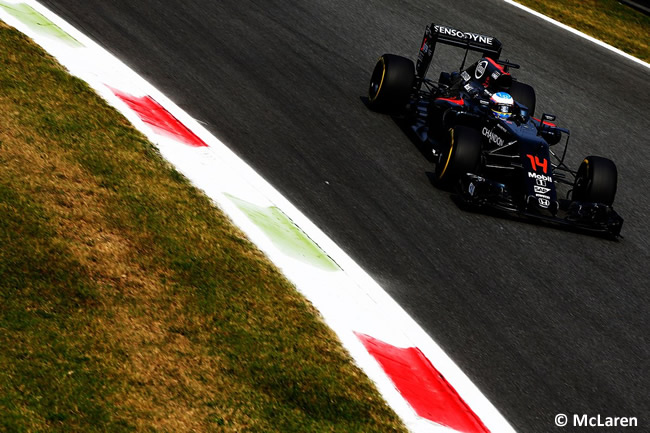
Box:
<box><xmin>533</xmin><ymin>117</ymin><xmax>556</xmax><ymax>127</ymax></box>
<box><xmin>436</xmin><ymin>97</ymin><xmax>465</xmax><ymax>106</ymax></box>
<box><xmin>356</xmin><ymin>333</ymin><xmax>490</xmax><ymax>433</ymax></box>
<box><xmin>486</xmin><ymin>57</ymin><xmax>506</xmax><ymax>74</ymax></box>
<box><xmin>479</xmin><ymin>58</ymin><xmax>510</xmax><ymax>89</ymax></box>
<box><xmin>111</xmin><ymin>88</ymin><xmax>208</xmax><ymax>147</ymax></box>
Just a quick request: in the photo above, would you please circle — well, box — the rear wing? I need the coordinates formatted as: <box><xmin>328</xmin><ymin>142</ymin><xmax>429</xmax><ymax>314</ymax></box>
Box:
<box><xmin>416</xmin><ymin>24</ymin><xmax>503</xmax><ymax>84</ymax></box>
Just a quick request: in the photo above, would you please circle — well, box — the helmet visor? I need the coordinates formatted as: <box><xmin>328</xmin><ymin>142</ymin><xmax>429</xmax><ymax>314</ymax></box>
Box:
<box><xmin>495</xmin><ymin>103</ymin><xmax>512</xmax><ymax>114</ymax></box>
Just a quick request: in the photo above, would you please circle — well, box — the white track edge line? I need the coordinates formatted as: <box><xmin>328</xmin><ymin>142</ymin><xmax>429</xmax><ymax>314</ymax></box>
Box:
<box><xmin>503</xmin><ymin>0</ymin><xmax>650</xmax><ymax>70</ymax></box>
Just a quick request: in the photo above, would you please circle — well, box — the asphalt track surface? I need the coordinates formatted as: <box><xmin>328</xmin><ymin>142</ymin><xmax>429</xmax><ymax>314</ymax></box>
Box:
<box><xmin>37</xmin><ymin>0</ymin><xmax>650</xmax><ymax>431</ymax></box>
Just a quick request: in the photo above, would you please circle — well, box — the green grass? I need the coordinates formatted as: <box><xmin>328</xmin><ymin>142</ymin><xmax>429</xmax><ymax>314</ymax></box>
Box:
<box><xmin>515</xmin><ymin>0</ymin><xmax>650</xmax><ymax>62</ymax></box>
<box><xmin>0</xmin><ymin>22</ymin><xmax>406</xmax><ymax>433</ymax></box>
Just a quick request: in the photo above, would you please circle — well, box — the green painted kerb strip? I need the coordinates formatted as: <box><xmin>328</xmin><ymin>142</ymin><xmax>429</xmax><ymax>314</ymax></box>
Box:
<box><xmin>227</xmin><ymin>194</ymin><xmax>340</xmax><ymax>272</ymax></box>
<box><xmin>0</xmin><ymin>1</ymin><xmax>83</xmax><ymax>47</ymax></box>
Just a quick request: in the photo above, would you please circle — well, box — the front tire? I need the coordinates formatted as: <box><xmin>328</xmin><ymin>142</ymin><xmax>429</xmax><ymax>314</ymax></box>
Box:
<box><xmin>435</xmin><ymin>126</ymin><xmax>482</xmax><ymax>185</ymax></box>
<box><xmin>572</xmin><ymin>156</ymin><xmax>618</xmax><ymax>205</ymax></box>
<box><xmin>368</xmin><ymin>54</ymin><xmax>415</xmax><ymax>113</ymax></box>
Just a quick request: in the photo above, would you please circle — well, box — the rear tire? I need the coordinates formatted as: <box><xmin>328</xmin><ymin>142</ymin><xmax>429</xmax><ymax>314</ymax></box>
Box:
<box><xmin>509</xmin><ymin>81</ymin><xmax>536</xmax><ymax>117</ymax></box>
<box><xmin>368</xmin><ymin>54</ymin><xmax>415</xmax><ymax>113</ymax></box>
<box><xmin>435</xmin><ymin>126</ymin><xmax>482</xmax><ymax>185</ymax></box>
<box><xmin>572</xmin><ymin>156</ymin><xmax>618</xmax><ymax>205</ymax></box>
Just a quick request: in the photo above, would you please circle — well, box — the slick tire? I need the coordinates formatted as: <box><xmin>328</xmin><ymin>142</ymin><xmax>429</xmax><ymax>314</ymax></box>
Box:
<box><xmin>509</xmin><ymin>81</ymin><xmax>536</xmax><ymax>117</ymax></box>
<box><xmin>572</xmin><ymin>156</ymin><xmax>618</xmax><ymax>206</ymax></box>
<box><xmin>435</xmin><ymin>126</ymin><xmax>482</xmax><ymax>185</ymax></box>
<box><xmin>368</xmin><ymin>54</ymin><xmax>415</xmax><ymax>113</ymax></box>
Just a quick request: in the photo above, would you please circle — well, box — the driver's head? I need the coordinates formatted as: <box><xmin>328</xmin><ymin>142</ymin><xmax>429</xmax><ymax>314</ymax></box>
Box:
<box><xmin>490</xmin><ymin>92</ymin><xmax>514</xmax><ymax>120</ymax></box>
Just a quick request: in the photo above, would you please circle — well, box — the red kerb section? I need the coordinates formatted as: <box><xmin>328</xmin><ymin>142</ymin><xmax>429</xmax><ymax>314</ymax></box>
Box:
<box><xmin>111</xmin><ymin>88</ymin><xmax>207</xmax><ymax>147</ymax></box>
<box><xmin>356</xmin><ymin>333</ymin><xmax>490</xmax><ymax>433</ymax></box>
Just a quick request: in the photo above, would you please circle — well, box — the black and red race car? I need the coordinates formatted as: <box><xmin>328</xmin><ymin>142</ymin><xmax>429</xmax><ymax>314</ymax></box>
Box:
<box><xmin>367</xmin><ymin>23</ymin><xmax>623</xmax><ymax>237</ymax></box>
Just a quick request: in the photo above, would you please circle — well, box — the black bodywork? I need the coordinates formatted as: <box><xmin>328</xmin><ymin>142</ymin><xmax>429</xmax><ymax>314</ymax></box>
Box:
<box><xmin>372</xmin><ymin>24</ymin><xmax>624</xmax><ymax>237</ymax></box>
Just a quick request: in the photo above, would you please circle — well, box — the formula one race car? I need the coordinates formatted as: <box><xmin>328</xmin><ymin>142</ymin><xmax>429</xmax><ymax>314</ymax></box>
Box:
<box><xmin>367</xmin><ymin>23</ymin><xmax>623</xmax><ymax>237</ymax></box>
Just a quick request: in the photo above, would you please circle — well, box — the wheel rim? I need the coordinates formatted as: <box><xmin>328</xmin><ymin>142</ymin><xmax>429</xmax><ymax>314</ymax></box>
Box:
<box><xmin>369</xmin><ymin>58</ymin><xmax>386</xmax><ymax>102</ymax></box>
<box><xmin>574</xmin><ymin>159</ymin><xmax>591</xmax><ymax>199</ymax></box>
<box><xmin>437</xmin><ymin>129</ymin><xmax>455</xmax><ymax>179</ymax></box>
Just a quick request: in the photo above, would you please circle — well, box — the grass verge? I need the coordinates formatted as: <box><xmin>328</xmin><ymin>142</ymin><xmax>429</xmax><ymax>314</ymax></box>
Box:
<box><xmin>513</xmin><ymin>0</ymin><xmax>649</xmax><ymax>62</ymax></box>
<box><xmin>0</xmin><ymin>22</ymin><xmax>406</xmax><ymax>433</ymax></box>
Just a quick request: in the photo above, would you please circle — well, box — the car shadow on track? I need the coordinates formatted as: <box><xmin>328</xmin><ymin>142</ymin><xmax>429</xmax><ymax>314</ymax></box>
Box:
<box><xmin>359</xmin><ymin>96</ymin><xmax>437</xmax><ymax>163</ymax></box>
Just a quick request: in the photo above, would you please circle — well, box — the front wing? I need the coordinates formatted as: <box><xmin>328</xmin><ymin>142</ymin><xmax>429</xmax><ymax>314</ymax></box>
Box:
<box><xmin>458</xmin><ymin>174</ymin><xmax>624</xmax><ymax>238</ymax></box>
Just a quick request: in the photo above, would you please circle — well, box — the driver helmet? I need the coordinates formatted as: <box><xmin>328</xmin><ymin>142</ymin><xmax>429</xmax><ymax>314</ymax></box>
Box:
<box><xmin>490</xmin><ymin>92</ymin><xmax>514</xmax><ymax>120</ymax></box>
